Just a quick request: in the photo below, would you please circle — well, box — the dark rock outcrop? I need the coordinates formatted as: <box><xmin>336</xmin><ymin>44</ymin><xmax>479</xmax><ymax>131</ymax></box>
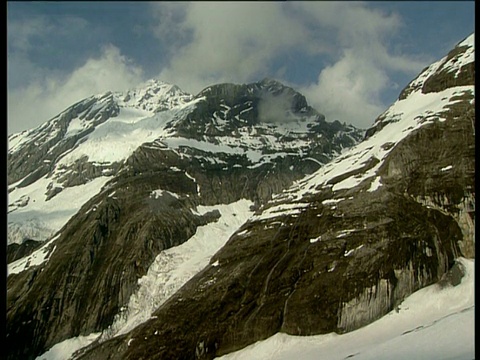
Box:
<box><xmin>7</xmin><ymin>239</ymin><xmax>43</xmax><ymax>264</ymax></box>
<box><xmin>378</xmin><ymin>91</ymin><xmax>475</xmax><ymax>257</ymax></box>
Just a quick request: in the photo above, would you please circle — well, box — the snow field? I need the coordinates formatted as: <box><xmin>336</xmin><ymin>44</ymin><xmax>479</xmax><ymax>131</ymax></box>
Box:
<box><xmin>101</xmin><ymin>199</ymin><xmax>254</xmax><ymax>338</ymax></box>
<box><xmin>8</xmin><ymin>176</ymin><xmax>111</xmax><ymax>245</ymax></box>
<box><xmin>34</xmin><ymin>333</ymin><xmax>102</xmax><ymax>360</ymax></box>
<box><xmin>57</xmin><ymin>110</ymin><xmax>176</xmax><ymax>165</ymax></box>
<box><xmin>63</xmin><ymin>93</ymin><xmax>201</xmax><ymax>165</ymax></box>
<box><xmin>34</xmin><ymin>199</ymin><xmax>254</xmax><ymax>359</ymax></box>
<box><xmin>217</xmin><ymin>258</ymin><xmax>474</xmax><ymax>360</ymax></box>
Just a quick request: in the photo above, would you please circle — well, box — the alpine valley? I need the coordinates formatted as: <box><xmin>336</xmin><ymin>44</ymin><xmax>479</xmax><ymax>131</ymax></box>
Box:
<box><xmin>6</xmin><ymin>33</ymin><xmax>474</xmax><ymax>360</ymax></box>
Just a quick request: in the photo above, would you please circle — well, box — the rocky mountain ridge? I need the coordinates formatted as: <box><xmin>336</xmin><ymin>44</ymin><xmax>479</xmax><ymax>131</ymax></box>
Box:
<box><xmin>7</xmin><ymin>76</ymin><xmax>362</xmax><ymax>359</ymax></box>
<box><xmin>7</xmin><ymin>78</ymin><xmax>361</xmax><ymax>249</ymax></box>
<box><xmin>6</xmin><ymin>33</ymin><xmax>474</xmax><ymax>360</ymax></box>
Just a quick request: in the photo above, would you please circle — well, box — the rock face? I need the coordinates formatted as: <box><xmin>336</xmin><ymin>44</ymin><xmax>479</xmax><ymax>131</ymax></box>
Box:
<box><xmin>6</xmin><ymin>239</ymin><xmax>42</xmax><ymax>263</ymax></box>
<box><xmin>7</xmin><ymin>79</ymin><xmax>362</xmax><ymax>359</ymax></box>
<box><xmin>75</xmin><ymin>195</ymin><xmax>462</xmax><ymax>360</ymax></box>
<box><xmin>74</xmin><ymin>34</ymin><xmax>474</xmax><ymax>360</ymax></box>
<box><xmin>7</xmin><ymin>92</ymin><xmax>119</xmax><ymax>187</ymax></box>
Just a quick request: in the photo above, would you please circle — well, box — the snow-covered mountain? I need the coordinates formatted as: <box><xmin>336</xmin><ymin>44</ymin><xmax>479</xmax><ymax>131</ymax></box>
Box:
<box><xmin>6</xmin><ymin>33</ymin><xmax>474</xmax><ymax>360</ymax></box>
<box><xmin>7</xmin><ymin>78</ymin><xmax>360</xmax><ymax>248</ymax></box>
<box><xmin>7</xmin><ymin>79</ymin><xmax>195</xmax><ymax>246</ymax></box>
<box><xmin>7</xmin><ymin>76</ymin><xmax>362</xmax><ymax>359</ymax></box>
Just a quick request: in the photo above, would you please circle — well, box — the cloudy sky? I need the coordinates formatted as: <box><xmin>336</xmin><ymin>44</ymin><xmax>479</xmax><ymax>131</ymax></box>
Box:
<box><xmin>7</xmin><ymin>1</ymin><xmax>474</xmax><ymax>134</ymax></box>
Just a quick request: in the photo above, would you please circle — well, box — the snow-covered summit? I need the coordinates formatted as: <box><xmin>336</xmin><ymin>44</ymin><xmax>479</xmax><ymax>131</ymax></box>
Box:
<box><xmin>7</xmin><ymin>79</ymin><xmax>193</xmax><ymax>156</ymax></box>
<box><xmin>7</xmin><ymin>78</ymin><xmax>202</xmax><ymax>245</ymax></box>
<box><xmin>396</xmin><ymin>32</ymin><xmax>474</xmax><ymax>102</ymax></box>
<box><xmin>113</xmin><ymin>79</ymin><xmax>194</xmax><ymax>113</ymax></box>
<box><xmin>7</xmin><ymin>77</ymin><xmax>363</xmax><ymax>246</ymax></box>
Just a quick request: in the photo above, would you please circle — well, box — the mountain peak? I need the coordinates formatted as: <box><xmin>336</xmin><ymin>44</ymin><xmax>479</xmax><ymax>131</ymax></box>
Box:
<box><xmin>398</xmin><ymin>32</ymin><xmax>474</xmax><ymax>101</ymax></box>
<box><xmin>258</xmin><ymin>77</ymin><xmax>284</xmax><ymax>87</ymax></box>
<box><xmin>129</xmin><ymin>78</ymin><xmax>187</xmax><ymax>95</ymax></box>
<box><xmin>113</xmin><ymin>79</ymin><xmax>193</xmax><ymax>112</ymax></box>
<box><xmin>457</xmin><ymin>32</ymin><xmax>474</xmax><ymax>48</ymax></box>
<box><xmin>172</xmin><ymin>77</ymin><xmax>353</xmax><ymax>144</ymax></box>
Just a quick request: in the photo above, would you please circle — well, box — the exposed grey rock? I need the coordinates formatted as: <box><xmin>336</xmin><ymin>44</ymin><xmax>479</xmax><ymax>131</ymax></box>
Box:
<box><xmin>437</xmin><ymin>259</ymin><xmax>466</xmax><ymax>288</ymax></box>
<box><xmin>7</xmin><ymin>239</ymin><xmax>43</xmax><ymax>264</ymax></box>
<box><xmin>378</xmin><ymin>90</ymin><xmax>475</xmax><ymax>257</ymax></box>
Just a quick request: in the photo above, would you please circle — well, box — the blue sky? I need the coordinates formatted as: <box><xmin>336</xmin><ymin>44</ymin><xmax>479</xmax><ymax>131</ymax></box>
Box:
<box><xmin>7</xmin><ymin>1</ymin><xmax>475</xmax><ymax>134</ymax></box>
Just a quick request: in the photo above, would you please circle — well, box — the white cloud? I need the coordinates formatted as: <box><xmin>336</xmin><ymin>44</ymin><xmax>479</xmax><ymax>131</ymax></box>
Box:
<box><xmin>155</xmin><ymin>2</ymin><xmax>309</xmax><ymax>94</ymax></box>
<box><xmin>151</xmin><ymin>2</ymin><xmax>428</xmax><ymax>128</ymax></box>
<box><xmin>300</xmin><ymin>49</ymin><xmax>388</xmax><ymax>129</ymax></box>
<box><xmin>288</xmin><ymin>2</ymin><xmax>428</xmax><ymax>128</ymax></box>
<box><xmin>57</xmin><ymin>45</ymin><xmax>143</xmax><ymax>97</ymax></box>
<box><xmin>150</xmin><ymin>2</ymin><xmax>192</xmax><ymax>48</ymax></box>
<box><xmin>7</xmin><ymin>2</ymin><xmax>434</xmax><ymax>133</ymax></box>
<box><xmin>8</xmin><ymin>45</ymin><xmax>144</xmax><ymax>134</ymax></box>
<box><xmin>8</xmin><ymin>16</ymin><xmax>52</xmax><ymax>53</ymax></box>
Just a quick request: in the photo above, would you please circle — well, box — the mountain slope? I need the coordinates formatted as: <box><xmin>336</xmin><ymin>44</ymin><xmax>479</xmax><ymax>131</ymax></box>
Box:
<box><xmin>218</xmin><ymin>257</ymin><xmax>474</xmax><ymax>360</ymax></box>
<box><xmin>75</xmin><ymin>33</ymin><xmax>474</xmax><ymax>360</ymax></box>
<box><xmin>7</xmin><ymin>79</ymin><xmax>363</xmax><ymax>359</ymax></box>
<box><xmin>34</xmin><ymin>257</ymin><xmax>475</xmax><ymax>360</ymax></box>
<box><xmin>7</xmin><ymin>80</ymin><xmax>196</xmax><ymax>247</ymax></box>
<box><xmin>7</xmin><ymin>79</ymin><xmax>360</xmax><ymax>248</ymax></box>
